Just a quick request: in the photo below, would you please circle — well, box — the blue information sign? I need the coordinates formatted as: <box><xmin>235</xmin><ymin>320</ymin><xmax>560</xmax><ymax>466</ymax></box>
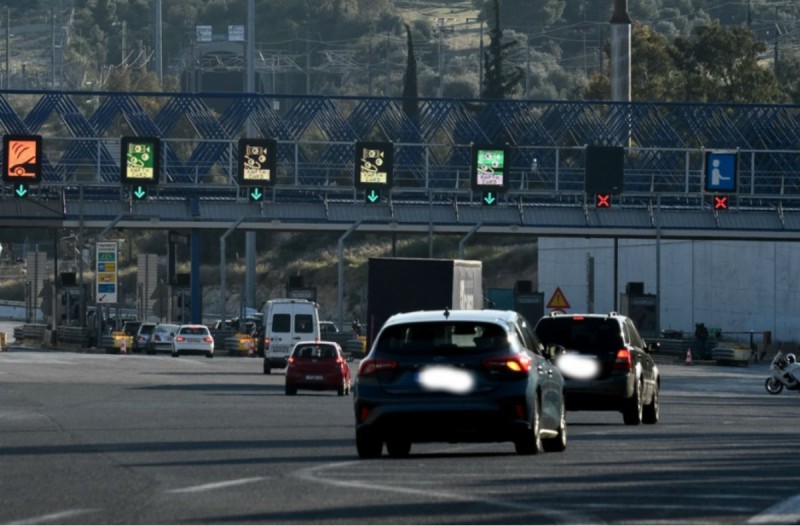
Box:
<box><xmin>705</xmin><ymin>151</ymin><xmax>737</xmax><ymax>192</ymax></box>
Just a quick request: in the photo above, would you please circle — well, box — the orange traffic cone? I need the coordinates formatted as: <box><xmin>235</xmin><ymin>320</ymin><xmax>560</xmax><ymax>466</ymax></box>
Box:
<box><xmin>685</xmin><ymin>348</ymin><xmax>692</xmax><ymax>366</ymax></box>
<box><xmin>120</xmin><ymin>340</ymin><xmax>127</xmax><ymax>355</ymax></box>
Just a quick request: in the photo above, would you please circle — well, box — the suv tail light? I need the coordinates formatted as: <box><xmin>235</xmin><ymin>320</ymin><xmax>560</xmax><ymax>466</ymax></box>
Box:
<box><xmin>358</xmin><ymin>357</ymin><xmax>397</xmax><ymax>376</ymax></box>
<box><xmin>482</xmin><ymin>354</ymin><xmax>532</xmax><ymax>373</ymax></box>
<box><xmin>614</xmin><ymin>349</ymin><xmax>632</xmax><ymax>371</ymax></box>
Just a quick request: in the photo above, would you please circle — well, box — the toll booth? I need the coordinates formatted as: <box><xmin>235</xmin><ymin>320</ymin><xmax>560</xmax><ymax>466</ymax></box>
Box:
<box><xmin>514</xmin><ymin>281</ymin><xmax>544</xmax><ymax>324</ymax></box>
<box><xmin>620</xmin><ymin>282</ymin><xmax>658</xmax><ymax>338</ymax></box>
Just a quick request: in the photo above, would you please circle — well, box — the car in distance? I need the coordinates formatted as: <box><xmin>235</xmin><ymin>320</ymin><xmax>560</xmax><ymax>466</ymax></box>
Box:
<box><xmin>533</xmin><ymin>312</ymin><xmax>660</xmax><ymax>425</ymax></box>
<box><xmin>147</xmin><ymin>323</ymin><xmax>179</xmax><ymax>354</ymax></box>
<box><xmin>353</xmin><ymin>308</ymin><xmax>567</xmax><ymax>458</ymax></box>
<box><xmin>172</xmin><ymin>324</ymin><xmax>215</xmax><ymax>358</ymax></box>
<box><xmin>134</xmin><ymin>322</ymin><xmax>156</xmax><ymax>353</ymax></box>
<box><xmin>285</xmin><ymin>341</ymin><xmax>351</xmax><ymax>396</ymax></box>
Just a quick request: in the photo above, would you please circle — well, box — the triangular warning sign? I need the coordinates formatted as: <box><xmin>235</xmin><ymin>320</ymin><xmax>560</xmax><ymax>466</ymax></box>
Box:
<box><xmin>547</xmin><ymin>287</ymin><xmax>571</xmax><ymax>310</ymax></box>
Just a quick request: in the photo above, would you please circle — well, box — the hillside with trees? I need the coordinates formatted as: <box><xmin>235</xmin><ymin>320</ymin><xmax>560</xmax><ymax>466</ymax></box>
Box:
<box><xmin>4</xmin><ymin>0</ymin><xmax>798</xmax><ymax>103</ymax></box>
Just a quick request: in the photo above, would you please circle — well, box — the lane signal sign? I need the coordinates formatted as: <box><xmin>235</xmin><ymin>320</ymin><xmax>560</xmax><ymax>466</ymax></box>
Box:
<box><xmin>3</xmin><ymin>134</ymin><xmax>43</xmax><ymax>183</ymax></box>
<box><xmin>249</xmin><ymin>187</ymin><xmax>265</xmax><ymax>202</ymax></box>
<box><xmin>121</xmin><ymin>137</ymin><xmax>160</xmax><ymax>185</ymax></box>
<box><xmin>596</xmin><ymin>193</ymin><xmax>611</xmax><ymax>208</ymax></box>
<box><xmin>132</xmin><ymin>185</ymin><xmax>147</xmax><ymax>200</ymax></box>
<box><xmin>14</xmin><ymin>183</ymin><xmax>29</xmax><ymax>198</ymax></box>
<box><xmin>365</xmin><ymin>188</ymin><xmax>381</xmax><ymax>204</ymax></box>
<box><xmin>355</xmin><ymin>142</ymin><xmax>394</xmax><ymax>190</ymax></box>
<box><xmin>238</xmin><ymin>138</ymin><xmax>277</xmax><ymax>186</ymax></box>
<box><xmin>713</xmin><ymin>195</ymin><xmax>728</xmax><ymax>210</ymax></box>
<box><xmin>482</xmin><ymin>191</ymin><xmax>497</xmax><ymax>206</ymax></box>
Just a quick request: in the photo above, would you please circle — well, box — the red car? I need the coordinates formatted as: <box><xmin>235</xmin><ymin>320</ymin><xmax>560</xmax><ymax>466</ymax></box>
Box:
<box><xmin>285</xmin><ymin>341</ymin><xmax>351</xmax><ymax>396</ymax></box>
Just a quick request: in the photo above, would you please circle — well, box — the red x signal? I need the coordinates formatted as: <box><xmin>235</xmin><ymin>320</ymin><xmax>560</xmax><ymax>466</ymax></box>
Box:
<box><xmin>713</xmin><ymin>195</ymin><xmax>728</xmax><ymax>210</ymax></box>
<box><xmin>596</xmin><ymin>194</ymin><xmax>611</xmax><ymax>208</ymax></box>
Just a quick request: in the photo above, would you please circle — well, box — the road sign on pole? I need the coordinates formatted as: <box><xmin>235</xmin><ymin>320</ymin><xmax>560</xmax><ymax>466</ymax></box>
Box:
<box><xmin>96</xmin><ymin>242</ymin><xmax>118</xmax><ymax>304</ymax></box>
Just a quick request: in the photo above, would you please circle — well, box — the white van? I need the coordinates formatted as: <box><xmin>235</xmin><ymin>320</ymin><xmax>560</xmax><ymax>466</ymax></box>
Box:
<box><xmin>261</xmin><ymin>299</ymin><xmax>320</xmax><ymax>374</ymax></box>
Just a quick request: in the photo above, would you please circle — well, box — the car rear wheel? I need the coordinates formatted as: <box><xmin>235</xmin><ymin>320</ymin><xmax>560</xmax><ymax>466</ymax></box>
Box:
<box><xmin>263</xmin><ymin>361</ymin><xmax>271</xmax><ymax>375</ymax></box>
<box><xmin>356</xmin><ymin>429</ymin><xmax>382</xmax><ymax>459</ymax></box>
<box><xmin>285</xmin><ymin>384</ymin><xmax>297</xmax><ymax>396</ymax></box>
<box><xmin>171</xmin><ymin>350</ymin><xmax>179</xmax><ymax>358</ymax></box>
<box><xmin>515</xmin><ymin>396</ymin><xmax>543</xmax><ymax>455</ymax></box>
<box><xmin>623</xmin><ymin>378</ymin><xmax>644</xmax><ymax>425</ymax></box>
<box><xmin>206</xmin><ymin>352</ymin><xmax>213</xmax><ymax>359</ymax></box>
<box><xmin>386</xmin><ymin>438</ymin><xmax>411</xmax><ymax>458</ymax></box>
<box><xmin>542</xmin><ymin>401</ymin><xmax>567</xmax><ymax>452</ymax></box>
<box><xmin>642</xmin><ymin>382</ymin><xmax>660</xmax><ymax>424</ymax></box>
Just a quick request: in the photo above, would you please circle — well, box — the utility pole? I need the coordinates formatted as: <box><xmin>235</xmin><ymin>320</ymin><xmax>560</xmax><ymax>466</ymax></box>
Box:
<box><xmin>154</xmin><ymin>0</ymin><xmax>162</xmax><ymax>85</ymax></box>
<box><xmin>5</xmin><ymin>8</ymin><xmax>10</xmax><ymax>90</ymax></box>
<box><xmin>434</xmin><ymin>17</ymin><xmax>453</xmax><ymax>98</ymax></box>
<box><xmin>245</xmin><ymin>0</ymin><xmax>256</xmax><ymax>311</ymax></box>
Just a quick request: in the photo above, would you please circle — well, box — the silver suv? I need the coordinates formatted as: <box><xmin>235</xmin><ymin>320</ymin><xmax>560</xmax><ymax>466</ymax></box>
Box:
<box><xmin>533</xmin><ymin>312</ymin><xmax>660</xmax><ymax>425</ymax></box>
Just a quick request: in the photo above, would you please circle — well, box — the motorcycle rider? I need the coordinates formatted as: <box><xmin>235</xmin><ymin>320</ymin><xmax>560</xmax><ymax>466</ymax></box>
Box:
<box><xmin>773</xmin><ymin>351</ymin><xmax>800</xmax><ymax>384</ymax></box>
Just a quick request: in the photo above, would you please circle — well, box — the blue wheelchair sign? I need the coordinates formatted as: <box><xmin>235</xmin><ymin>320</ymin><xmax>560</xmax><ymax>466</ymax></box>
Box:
<box><xmin>705</xmin><ymin>151</ymin><xmax>737</xmax><ymax>192</ymax></box>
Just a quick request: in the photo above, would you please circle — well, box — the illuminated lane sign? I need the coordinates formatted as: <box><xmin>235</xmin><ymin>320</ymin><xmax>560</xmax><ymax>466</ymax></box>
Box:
<box><xmin>482</xmin><ymin>191</ymin><xmax>498</xmax><ymax>206</ymax></box>
<box><xmin>3</xmin><ymin>134</ymin><xmax>43</xmax><ymax>183</ymax></box>
<box><xmin>365</xmin><ymin>188</ymin><xmax>382</xmax><ymax>204</ymax></box>
<box><xmin>471</xmin><ymin>145</ymin><xmax>509</xmax><ymax>192</ymax></box>
<box><xmin>596</xmin><ymin>193</ymin><xmax>611</xmax><ymax>208</ymax></box>
<box><xmin>713</xmin><ymin>195</ymin><xmax>729</xmax><ymax>210</ymax></box>
<box><xmin>354</xmin><ymin>141</ymin><xmax>393</xmax><ymax>189</ymax></box>
<box><xmin>238</xmin><ymin>138</ymin><xmax>277</xmax><ymax>186</ymax></box>
<box><xmin>121</xmin><ymin>137</ymin><xmax>160</xmax><ymax>185</ymax></box>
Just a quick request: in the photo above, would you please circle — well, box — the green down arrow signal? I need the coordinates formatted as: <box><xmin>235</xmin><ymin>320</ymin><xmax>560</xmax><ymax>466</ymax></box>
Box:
<box><xmin>250</xmin><ymin>188</ymin><xmax>263</xmax><ymax>201</ymax></box>
<box><xmin>15</xmin><ymin>184</ymin><xmax>28</xmax><ymax>197</ymax></box>
<box><xmin>367</xmin><ymin>190</ymin><xmax>380</xmax><ymax>203</ymax></box>
<box><xmin>133</xmin><ymin>186</ymin><xmax>146</xmax><ymax>199</ymax></box>
<box><xmin>483</xmin><ymin>192</ymin><xmax>496</xmax><ymax>205</ymax></box>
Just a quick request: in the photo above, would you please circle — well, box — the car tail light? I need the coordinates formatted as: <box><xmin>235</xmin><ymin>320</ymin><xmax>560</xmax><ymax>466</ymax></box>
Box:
<box><xmin>614</xmin><ymin>349</ymin><xmax>632</xmax><ymax>371</ymax></box>
<box><xmin>482</xmin><ymin>354</ymin><xmax>532</xmax><ymax>373</ymax></box>
<box><xmin>358</xmin><ymin>407</ymin><xmax>370</xmax><ymax>423</ymax></box>
<box><xmin>358</xmin><ymin>357</ymin><xmax>397</xmax><ymax>376</ymax></box>
<box><xmin>175</xmin><ymin>336</ymin><xmax>186</xmax><ymax>342</ymax></box>
<box><xmin>263</xmin><ymin>337</ymin><xmax>270</xmax><ymax>347</ymax></box>
<box><xmin>336</xmin><ymin>356</ymin><xmax>345</xmax><ymax>365</ymax></box>
<box><xmin>203</xmin><ymin>337</ymin><xmax>213</xmax><ymax>343</ymax></box>
<box><xmin>287</xmin><ymin>356</ymin><xmax>295</xmax><ymax>365</ymax></box>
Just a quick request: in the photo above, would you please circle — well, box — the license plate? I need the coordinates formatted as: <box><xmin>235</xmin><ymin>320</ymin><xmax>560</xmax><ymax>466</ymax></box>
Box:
<box><xmin>305</xmin><ymin>375</ymin><xmax>323</xmax><ymax>381</ymax></box>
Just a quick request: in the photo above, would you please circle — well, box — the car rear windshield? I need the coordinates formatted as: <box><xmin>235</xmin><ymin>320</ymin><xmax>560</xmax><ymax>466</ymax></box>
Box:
<box><xmin>375</xmin><ymin>321</ymin><xmax>508</xmax><ymax>355</ymax></box>
<box><xmin>180</xmin><ymin>327</ymin><xmax>208</xmax><ymax>335</ymax></box>
<box><xmin>535</xmin><ymin>317</ymin><xmax>623</xmax><ymax>354</ymax></box>
<box><xmin>293</xmin><ymin>344</ymin><xmax>337</xmax><ymax>360</ymax></box>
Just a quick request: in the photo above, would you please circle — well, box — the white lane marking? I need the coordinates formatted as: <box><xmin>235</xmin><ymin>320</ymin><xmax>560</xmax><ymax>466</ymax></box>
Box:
<box><xmin>293</xmin><ymin>461</ymin><xmax>596</xmax><ymax>524</ymax></box>
<box><xmin>748</xmin><ymin>493</ymin><xmax>800</xmax><ymax>524</ymax></box>
<box><xmin>10</xmin><ymin>508</ymin><xmax>98</xmax><ymax>524</ymax></box>
<box><xmin>166</xmin><ymin>476</ymin><xmax>267</xmax><ymax>494</ymax></box>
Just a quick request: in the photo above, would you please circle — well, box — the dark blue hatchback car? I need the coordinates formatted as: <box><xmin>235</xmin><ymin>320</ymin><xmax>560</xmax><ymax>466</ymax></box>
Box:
<box><xmin>353</xmin><ymin>309</ymin><xmax>567</xmax><ymax>458</ymax></box>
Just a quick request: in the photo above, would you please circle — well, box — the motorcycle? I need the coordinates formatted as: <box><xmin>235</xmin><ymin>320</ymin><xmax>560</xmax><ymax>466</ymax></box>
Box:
<box><xmin>765</xmin><ymin>351</ymin><xmax>800</xmax><ymax>395</ymax></box>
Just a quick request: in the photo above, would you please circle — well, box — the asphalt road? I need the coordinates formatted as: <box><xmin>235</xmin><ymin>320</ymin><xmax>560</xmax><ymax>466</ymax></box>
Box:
<box><xmin>1</xmin><ymin>351</ymin><xmax>799</xmax><ymax>525</ymax></box>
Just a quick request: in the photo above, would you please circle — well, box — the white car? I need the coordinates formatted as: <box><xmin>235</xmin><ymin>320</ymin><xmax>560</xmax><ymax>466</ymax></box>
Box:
<box><xmin>172</xmin><ymin>324</ymin><xmax>214</xmax><ymax>358</ymax></box>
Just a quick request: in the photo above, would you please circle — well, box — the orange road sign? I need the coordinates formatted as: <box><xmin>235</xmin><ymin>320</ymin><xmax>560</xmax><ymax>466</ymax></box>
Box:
<box><xmin>547</xmin><ymin>287</ymin><xmax>570</xmax><ymax>310</ymax></box>
<box><xmin>3</xmin><ymin>135</ymin><xmax>42</xmax><ymax>182</ymax></box>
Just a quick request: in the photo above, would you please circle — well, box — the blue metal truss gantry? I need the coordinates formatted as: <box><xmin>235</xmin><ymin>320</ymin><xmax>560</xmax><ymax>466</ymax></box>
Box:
<box><xmin>0</xmin><ymin>89</ymin><xmax>799</xmax><ymax>196</ymax></box>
